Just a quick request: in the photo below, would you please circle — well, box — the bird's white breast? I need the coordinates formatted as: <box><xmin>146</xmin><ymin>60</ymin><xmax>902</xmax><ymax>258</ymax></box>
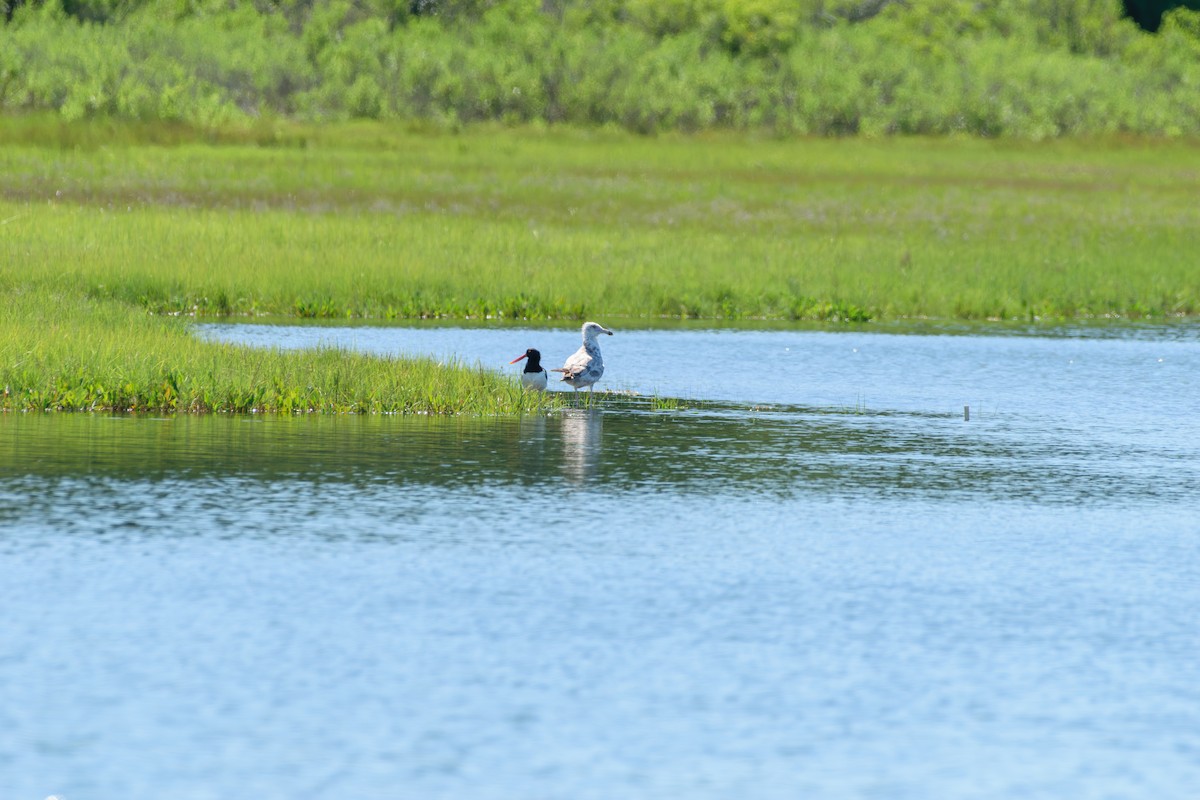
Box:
<box><xmin>521</xmin><ymin>370</ymin><xmax>548</xmax><ymax>391</ymax></box>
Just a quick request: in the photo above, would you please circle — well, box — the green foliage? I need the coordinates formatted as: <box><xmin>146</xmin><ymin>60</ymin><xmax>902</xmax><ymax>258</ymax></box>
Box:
<box><xmin>3</xmin><ymin>0</ymin><xmax>1200</xmax><ymax>135</ymax></box>
<box><xmin>1160</xmin><ymin>4</ymin><xmax>1200</xmax><ymax>47</ymax></box>
<box><xmin>716</xmin><ymin>0</ymin><xmax>799</xmax><ymax>56</ymax></box>
<box><xmin>1023</xmin><ymin>0</ymin><xmax>1138</xmax><ymax>55</ymax></box>
<box><xmin>2</xmin><ymin>125</ymin><xmax>1198</xmax><ymax>327</ymax></box>
<box><xmin>0</xmin><ymin>286</ymin><xmax>563</xmax><ymax>413</ymax></box>
<box><xmin>624</xmin><ymin>0</ymin><xmax>716</xmax><ymax>38</ymax></box>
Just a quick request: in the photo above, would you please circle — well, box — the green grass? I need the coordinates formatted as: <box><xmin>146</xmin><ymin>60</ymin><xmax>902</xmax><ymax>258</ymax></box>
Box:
<box><xmin>2</xmin><ymin>121</ymin><xmax>1199</xmax><ymax>413</ymax></box>
<box><xmin>0</xmin><ymin>286</ymin><xmax>559</xmax><ymax>414</ymax></box>
<box><xmin>4</xmin><ymin>122</ymin><xmax>1198</xmax><ymax>323</ymax></box>
<box><xmin>650</xmin><ymin>395</ymin><xmax>686</xmax><ymax>411</ymax></box>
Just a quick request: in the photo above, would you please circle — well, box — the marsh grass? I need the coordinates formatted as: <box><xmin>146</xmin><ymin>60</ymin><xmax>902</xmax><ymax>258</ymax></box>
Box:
<box><xmin>3</xmin><ymin>124</ymin><xmax>1198</xmax><ymax>323</ymax></box>
<box><xmin>2</xmin><ymin>123</ymin><xmax>1199</xmax><ymax>414</ymax></box>
<box><xmin>651</xmin><ymin>395</ymin><xmax>685</xmax><ymax>411</ymax></box>
<box><xmin>0</xmin><ymin>287</ymin><xmax>560</xmax><ymax>414</ymax></box>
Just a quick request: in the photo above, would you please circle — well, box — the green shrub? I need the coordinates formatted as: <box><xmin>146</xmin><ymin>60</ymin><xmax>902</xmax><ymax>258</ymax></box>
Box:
<box><xmin>2</xmin><ymin>0</ymin><xmax>1198</xmax><ymax>136</ymax></box>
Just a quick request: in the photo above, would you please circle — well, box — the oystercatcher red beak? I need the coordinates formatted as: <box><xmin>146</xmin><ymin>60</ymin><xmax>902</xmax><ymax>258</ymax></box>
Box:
<box><xmin>509</xmin><ymin>354</ymin><xmax>529</xmax><ymax>364</ymax></box>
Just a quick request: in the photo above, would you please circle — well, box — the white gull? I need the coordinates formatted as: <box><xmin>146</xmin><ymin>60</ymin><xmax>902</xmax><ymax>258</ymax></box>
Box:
<box><xmin>552</xmin><ymin>322</ymin><xmax>613</xmax><ymax>395</ymax></box>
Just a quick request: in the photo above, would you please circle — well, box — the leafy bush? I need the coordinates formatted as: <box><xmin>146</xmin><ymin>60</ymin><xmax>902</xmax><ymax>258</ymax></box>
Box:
<box><xmin>3</xmin><ymin>0</ymin><xmax>1200</xmax><ymax>135</ymax></box>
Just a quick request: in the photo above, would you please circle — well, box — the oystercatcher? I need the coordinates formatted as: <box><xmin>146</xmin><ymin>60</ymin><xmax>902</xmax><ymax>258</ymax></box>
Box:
<box><xmin>509</xmin><ymin>347</ymin><xmax>548</xmax><ymax>391</ymax></box>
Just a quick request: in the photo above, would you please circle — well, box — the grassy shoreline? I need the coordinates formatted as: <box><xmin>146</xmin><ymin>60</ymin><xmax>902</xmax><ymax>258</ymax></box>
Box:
<box><xmin>3</xmin><ymin>122</ymin><xmax>1198</xmax><ymax>412</ymax></box>
<box><xmin>0</xmin><ymin>287</ymin><xmax>561</xmax><ymax>414</ymax></box>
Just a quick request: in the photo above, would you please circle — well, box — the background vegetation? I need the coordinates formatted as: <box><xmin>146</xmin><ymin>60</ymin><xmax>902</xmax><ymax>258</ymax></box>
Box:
<box><xmin>4</xmin><ymin>0</ymin><xmax>1199</xmax><ymax>413</ymax></box>
<box><xmin>3</xmin><ymin>123</ymin><xmax>1198</xmax><ymax>325</ymax></box>
<box><xmin>4</xmin><ymin>0</ymin><xmax>1200</xmax><ymax>136</ymax></box>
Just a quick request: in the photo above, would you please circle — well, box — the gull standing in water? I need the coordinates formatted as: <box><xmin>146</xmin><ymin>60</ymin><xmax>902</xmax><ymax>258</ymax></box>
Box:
<box><xmin>509</xmin><ymin>347</ymin><xmax>548</xmax><ymax>391</ymax></box>
<box><xmin>552</xmin><ymin>321</ymin><xmax>614</xmax><ymax>396</ymax></box>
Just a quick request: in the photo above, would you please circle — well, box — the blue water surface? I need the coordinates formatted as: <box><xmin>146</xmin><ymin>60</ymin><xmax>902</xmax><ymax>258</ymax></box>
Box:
<box><xmin>3</xmin><ymin>323</ymin><xmax>1199</xmax><ymax>800</ymax></box>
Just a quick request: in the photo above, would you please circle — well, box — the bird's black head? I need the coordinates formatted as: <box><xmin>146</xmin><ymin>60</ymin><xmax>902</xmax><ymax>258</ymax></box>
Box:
<box><xmin>522</xmin><ymin>348</ymin><xmax>542</xmax><ymax>371</ymax></box>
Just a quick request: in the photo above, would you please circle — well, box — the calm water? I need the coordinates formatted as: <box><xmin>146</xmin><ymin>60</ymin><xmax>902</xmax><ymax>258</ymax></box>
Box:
<box><xmin>3</xmin><ymin>324</ymin><xmax>1199</xmax><ymax>799</ymax></box>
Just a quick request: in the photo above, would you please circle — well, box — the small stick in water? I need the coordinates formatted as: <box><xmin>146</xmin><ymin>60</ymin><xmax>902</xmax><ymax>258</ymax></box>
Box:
<box><xmin>964</xmin><ymin>405</ymin><xmax>970</xmax><ymax>422</ymax></box>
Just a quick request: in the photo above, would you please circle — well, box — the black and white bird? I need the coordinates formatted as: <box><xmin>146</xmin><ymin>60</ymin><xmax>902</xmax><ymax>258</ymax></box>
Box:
<box><xmin>509</xmin><ymin>347</ymin><xmax>548</xmax><ymax>391</ymax></box>
<box><xmin>552</xmin><ymin>322</ymin><xmax>613</xmax><ymax>394</ymax></box>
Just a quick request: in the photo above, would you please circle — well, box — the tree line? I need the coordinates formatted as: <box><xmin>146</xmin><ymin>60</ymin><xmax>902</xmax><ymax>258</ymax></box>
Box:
<box><xmin>3</xmin><ymin>0</ymin><xmax>1200</xmax><ymax>135</ymax></box>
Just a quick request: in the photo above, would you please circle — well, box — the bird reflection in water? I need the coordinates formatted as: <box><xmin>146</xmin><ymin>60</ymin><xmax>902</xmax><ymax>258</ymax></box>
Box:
<box><xmin>558</xmin><ymin>408</ymin><xmax>603</xmax><ymax>485</ymax></box>
<box><xmin>513</xmin><ymin>413</ymin><xmax>549</xmax><ymax>476</ymax></box>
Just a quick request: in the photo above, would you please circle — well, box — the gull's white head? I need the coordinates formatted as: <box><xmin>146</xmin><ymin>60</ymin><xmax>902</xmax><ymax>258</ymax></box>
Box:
<box><xmin>582</xmin><ymin>321</ymin><xmax>614</xmax><ymax>341</ymax></box>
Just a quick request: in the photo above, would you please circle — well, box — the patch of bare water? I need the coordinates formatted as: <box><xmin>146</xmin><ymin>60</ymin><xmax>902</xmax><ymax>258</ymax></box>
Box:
<box><xmin>3</xmin><ymin>323</ymin><xmax>1198</xmax><ymax>799</ymax></box>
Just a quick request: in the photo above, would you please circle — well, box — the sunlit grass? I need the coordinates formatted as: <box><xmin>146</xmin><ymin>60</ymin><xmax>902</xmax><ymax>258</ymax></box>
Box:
<box><xmin>2</xmin><ymin>122</ymin><xmax>1198</xmax><ymax>414</ymax></box>
<box><xmin>0</xmin><ymin>287</ymin><xmax>560</xmax><ymax>414</ymax></box>
<box><xmin>3</xmin><ymin>123</ymin><xmax>1197</xmax><ymax>323</ymax></box>
<box><xmin>650</xmin><ymin>395</ymin><xmax>685</xmax><ymax>411</ymax></box>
